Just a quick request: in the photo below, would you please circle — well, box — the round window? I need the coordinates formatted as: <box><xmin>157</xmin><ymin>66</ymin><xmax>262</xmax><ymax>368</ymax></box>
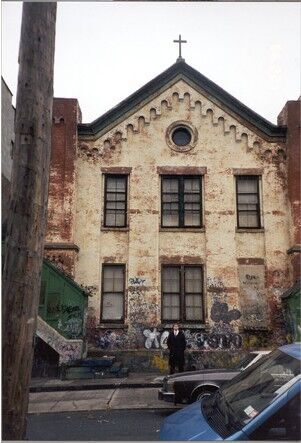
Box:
<box><xmin>171</xmin><ymin>127</ymin><xmax>192</xmax><ymax>146</ymax></box>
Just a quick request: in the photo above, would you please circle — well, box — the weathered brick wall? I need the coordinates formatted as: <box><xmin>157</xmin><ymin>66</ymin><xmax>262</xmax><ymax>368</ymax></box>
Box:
<box><xmin>278</xmin><ymin>99</ymin><xmax>301</xmax><ymax>282</ymax></box>
<box><xmin>45</xmin><ymin>98</ymin><xmax>82</xmax><ymax>276</ymax></box>
<box><xmin>72</xmin><ymin>79</ymin><xmax>291</xmax><ymax>352</ymax></box>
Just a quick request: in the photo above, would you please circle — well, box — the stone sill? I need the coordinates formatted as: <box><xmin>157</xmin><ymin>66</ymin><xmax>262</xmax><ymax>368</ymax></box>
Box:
<box><xmin>235</xmin><ymin>228</ymin><xmax>265</xmax><ymax>233</ymax></box>
<box><xmin>101</xmin><ymin>227</ymin><xmax>129</xmax><ymax>232</ymax></box>
<box><xmin>97</xmin><ymin>323</ymin><xmax>128</xmax><ymax>329</ymax></box>
<box><xmin>159</xmin><ymin>227</ymin><xmax>205</xmax><ymax>233</ymax></box>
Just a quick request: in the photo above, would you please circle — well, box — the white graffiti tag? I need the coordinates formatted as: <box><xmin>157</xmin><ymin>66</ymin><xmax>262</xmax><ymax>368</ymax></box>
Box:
<box><xmin>160</xmin><ymin>330</ymin><xmax>169</xmax><ymax>349</ymax></box>
<box><xmin>143</xmin><ymin>328</ymin><xmax>160</xmax><ymax>349</ymax></box>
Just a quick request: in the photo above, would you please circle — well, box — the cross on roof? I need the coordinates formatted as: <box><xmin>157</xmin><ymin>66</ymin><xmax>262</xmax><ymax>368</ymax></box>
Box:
<box><xmin>173</xmin><ymin>34</ymin><xmax>187</xmax><ymax>62</ymax></box>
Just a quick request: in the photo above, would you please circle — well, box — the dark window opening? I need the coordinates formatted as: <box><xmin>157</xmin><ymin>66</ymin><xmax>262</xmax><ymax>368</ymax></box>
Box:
<box><xmin>236</xmin><ymin>176</ymin><xmax>261</xmax><ymax>228</ymax></box>
<box><xmin>104</xmin><ymin>175</ymin><xmax>127</xmax><ymax>227</ymax></box>
<box><xmin>172</xmin><ymin>127</ymin><xmax>192</xmax><ymax>146</ymax></box>
<box><xmin>101</xmin><ymin>264</ymin><xmax>125</xmax><ymax>322</ymax></box>
<box><xmin>161</xmin><ymin>176</ymin><xmax>202</xmax><ymax>228</ymax></box>
<box><xmin>162</xmin><ymin>265</ymin><xmax>203</xmax><ymax>322</ymax></box>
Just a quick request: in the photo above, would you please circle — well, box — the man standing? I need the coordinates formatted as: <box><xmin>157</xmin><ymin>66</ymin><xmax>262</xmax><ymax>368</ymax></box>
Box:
<box><xmin>167</xmin><ymin>324</ymin><xmax>186</xmax><ymax>374</ymax></box>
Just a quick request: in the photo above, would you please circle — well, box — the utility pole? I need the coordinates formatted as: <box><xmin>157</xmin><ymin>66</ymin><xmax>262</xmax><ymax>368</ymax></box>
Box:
<box><xmin>2</xmin><ymin>3</ymin><xmax>57</xmax><ymax>439</ymax></box>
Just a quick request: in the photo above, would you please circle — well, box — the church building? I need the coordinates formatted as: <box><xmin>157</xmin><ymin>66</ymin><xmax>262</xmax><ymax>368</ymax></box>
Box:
<box><xmin>44</xmin><ymin>47</ymin><xmax>300</xmax><ymax>357</ymax></box>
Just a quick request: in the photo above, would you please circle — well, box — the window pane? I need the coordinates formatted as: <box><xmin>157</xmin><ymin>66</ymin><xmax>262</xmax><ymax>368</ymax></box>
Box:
<box><xmin>163</xmin><ymin>294</ymin><xmax>180</xmax><ymax>320</ymax></box>
<box><xmin>163</xmin><ymin>267</ymin><xmax>180</xmax><ymax>292</ymax></box>
<box><xmin>102</xmin><ymin>293</ymin><xmax>123</xmax><ymax>320</ymax></box>
<box><xmin>184</xmin><ymin>193</ymin><xmax>200</xmax><ymax>203</ymax></box>
<box><xmin>105</xmin><ymin>176</ymin><xmax>127</xmax><ymax>227</ymax></box>
<box><xmin>184</xmin><ymin>178</ymin><xmax>200</xmax><ymax>192</ymax></box>
<box><xmin>186</xmin><ymin>306</ymin><xmax>202</xmax><ymax>320</ymax></box>
<box><xmin>106</xmin><ymin>177</ymin><xmax>126</xmax><ymax>192</ymax></box>
<box><xmin>186</xmin><ymin>294</ymin><xmax>202</xmax><ymax>307</ymax></box>
<box><xmin>185</xmin><ymin>267</ymin><xmax>202</xmax><ymax>292</ymax></box>
<box><xmin>105</xmin><ymin>211</ymin><xmax>116</xmax><ymax>226</ymax></box>
<box><xmin>237</xmin><ymin>177</ymin><xmax>257</xmax><ymax>193</ymax></box>
<box><xmin>163</xmin><ymin>193</ymin><xmax>179</xmax><ymax>203</ymax></box>
<box><xmin>115</xmin><ymin>213</ymin><xmax>125</xmax><ymax>227</ymax></box>
<box><xmin>184</xmin><ymin>211</ymin><xmax>201</xmax><ymax>226</ymax></box>
<box><xmin>106</xmin><ymin>192</ymin><xmax>125</xmax><ymax>202</ymax></box>
<box><xmin>103</xmin><ymin>266</ymin><xmax>124</xmax><ymax>292</ymax></box>
<box><xmin>238</xmin><ymin>204</ymin><xmax>258</xmax><ymax>211</ymax></box>
<box><xmin>238</xmin><ymin>212</ymin><xmax>259</xmax><ymax>228</ymax></box>
<box><xmin>238</xmin><ymin>194</ymin><xmax>258</xmax><ymax>204</ymax></box>
<box><xmin>113</xmin><ymin>267</ymin><xmax>124</xmax><ymax>291</ymax></box>
<box><xmin>162</xmin><ymin>212</ymin><xmax>179</xmax><ymax>227</ymax></box>
<box><xmin>162</xmin><ymin>178</ymin><xmax>179</xmax><ymax>193</ymax></box>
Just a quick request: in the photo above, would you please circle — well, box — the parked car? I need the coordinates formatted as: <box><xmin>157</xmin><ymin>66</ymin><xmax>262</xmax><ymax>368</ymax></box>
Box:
<box><xmin>158</xmin><ymin>350</ymin><xmax>270</xmax><ymax>404</ymax></box>
<box><xmin>160</xmin><ymin>343</ymin><xmax>301</xmax><ymax>441</ymax></box>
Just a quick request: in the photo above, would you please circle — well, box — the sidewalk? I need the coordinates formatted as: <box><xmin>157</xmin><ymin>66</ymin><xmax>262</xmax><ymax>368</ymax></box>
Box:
<box><xmin>30</xmin><ymin>372</ymin><xmax>165</xmax><ymax>392</ymax></box>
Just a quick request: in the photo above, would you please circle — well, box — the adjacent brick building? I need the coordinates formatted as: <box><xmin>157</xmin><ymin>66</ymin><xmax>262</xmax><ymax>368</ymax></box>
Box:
<box><xmin>45</xmin><ymin>60</ymin><xmax>300</xmax><ymax>358</ymax></box>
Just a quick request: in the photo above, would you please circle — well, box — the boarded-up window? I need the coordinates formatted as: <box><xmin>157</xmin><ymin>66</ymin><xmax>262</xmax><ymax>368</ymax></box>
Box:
<box><xmin>101</xmin><ymin>265</ymin><xmax>124</xmax><ymax>321</ymax></box>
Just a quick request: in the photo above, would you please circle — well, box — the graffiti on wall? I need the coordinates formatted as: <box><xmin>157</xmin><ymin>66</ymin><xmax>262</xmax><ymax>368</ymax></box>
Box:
<box><xmin>128</xmin><ymin>276</ymin><xmax>158</xmax><ymax>326</ymax></box>
<box><xmin>57</xmin><ymin>304</ymin><xmax>83</xmax><ymax>339</ymax></box>
<box><xmin>86</xmin><ymin>276</ymin><xmax>244</xmax><ymax>351</ymax></box>
<box><xmin>142</xmin><ymin>327</ymin><xmax>242</xmax><ymax>350</ymax></box>
<box><xmin>238</xmin><ymin>266</ymin><xmax>267</xmax><ymax>328</ymax></box>
<box><xmin>87</xmin><ymin>325</ymin><xmax>242</xmax><ymax>351</ymax></box>
<box><xmin>207</xmin><ymin>277</ymin><xmax>241</xmax><ymax>333</ymax></box>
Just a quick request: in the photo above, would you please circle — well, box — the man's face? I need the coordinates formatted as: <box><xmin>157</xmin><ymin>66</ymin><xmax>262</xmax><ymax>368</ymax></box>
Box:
<box><xmin>173</xmin><ymin>324</ymin><xmax>179</xmax><ymax>332</ymax></box>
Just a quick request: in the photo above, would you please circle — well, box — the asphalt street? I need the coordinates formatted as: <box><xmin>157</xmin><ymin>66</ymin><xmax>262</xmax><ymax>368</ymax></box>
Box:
<box><xmin>26</xmin><ymin>409</ymin><xmax>175</xmax><ymax>441</ymax></box>
<box><xmin>27</xmin><ymin>387</ymin><xmax>182</xmax><ymax>440</ymax></box>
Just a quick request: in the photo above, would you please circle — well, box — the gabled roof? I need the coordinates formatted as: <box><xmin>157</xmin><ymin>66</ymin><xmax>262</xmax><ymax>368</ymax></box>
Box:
<box><xmin>78</xmin><ymin>60</ymin><xmax>286</xmax><ymax>140</ymax></box>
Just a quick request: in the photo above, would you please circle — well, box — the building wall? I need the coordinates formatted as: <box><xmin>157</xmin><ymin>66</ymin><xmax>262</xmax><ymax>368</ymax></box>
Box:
<box><xmin>278</xmin><ymin>99</ymin><xmax>301</xmax><ymax>283</ymax></box>
<box><xmin>45</xmin><ymin>98</ymin><xmax>82</xmax><ymax>277</ymax></box>
<box><xmin>1</xmin><ymin>78</ymin><xmax>15</xmax><ymax>231</ymax></box>
<box><xmin>67</xmin><ymin>79</ymin><xmax>292</xmax><ymax>351</ymax></box>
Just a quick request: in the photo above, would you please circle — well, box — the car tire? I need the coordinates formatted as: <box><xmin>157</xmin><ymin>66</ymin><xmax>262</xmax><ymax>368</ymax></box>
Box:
<box><xmin>190</xmin><ymin>387</ymin><xmax>217</xmax><ymax>403</ymax></box>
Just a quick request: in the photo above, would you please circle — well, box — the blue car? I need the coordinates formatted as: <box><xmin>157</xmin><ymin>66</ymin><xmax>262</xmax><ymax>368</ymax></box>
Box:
<box><xmin>160</xmin><ymin>343</ymin><xmax>301</xmax><ymax>441</ymax></box>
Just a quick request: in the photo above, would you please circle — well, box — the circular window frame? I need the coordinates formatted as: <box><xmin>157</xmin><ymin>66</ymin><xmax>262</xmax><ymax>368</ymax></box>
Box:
<box><xmin>166</xmin><ymin>121</ymin><xmax>198</xmax><ymax>152</ymax></box>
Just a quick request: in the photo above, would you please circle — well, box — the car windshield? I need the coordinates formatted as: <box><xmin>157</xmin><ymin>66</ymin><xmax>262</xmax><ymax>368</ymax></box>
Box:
<box><xmin>217</xmin><ymin>349</ymin><xmax>301</xmax><ymax>429</ymax></box>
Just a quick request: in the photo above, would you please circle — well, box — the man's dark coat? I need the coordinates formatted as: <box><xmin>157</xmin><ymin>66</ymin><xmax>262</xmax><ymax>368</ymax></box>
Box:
<box><xmin>167</xmin><ymin>330</ymin><xmax>186</xmax><ymax>371</ymax></box>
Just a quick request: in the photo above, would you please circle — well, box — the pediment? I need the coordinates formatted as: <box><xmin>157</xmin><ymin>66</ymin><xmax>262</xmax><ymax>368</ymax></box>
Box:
<box><xmin>78</xmin><ymin>61</ymin><xmax>286</xmax><ymax>144</ymax></box>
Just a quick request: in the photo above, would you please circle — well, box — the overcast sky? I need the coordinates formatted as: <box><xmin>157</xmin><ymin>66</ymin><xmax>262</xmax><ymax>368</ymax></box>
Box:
<box><xmin>2</xmin><ymin>2</ymin><xmax>300</xmax><ymax>124</ymax></box>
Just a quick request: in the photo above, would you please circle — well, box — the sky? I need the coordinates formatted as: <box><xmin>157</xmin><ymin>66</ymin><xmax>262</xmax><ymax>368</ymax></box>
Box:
<box><xmin>1</xmin><ymin>2</ymin><xmax>300</xmax><ymax>125</ymax></box>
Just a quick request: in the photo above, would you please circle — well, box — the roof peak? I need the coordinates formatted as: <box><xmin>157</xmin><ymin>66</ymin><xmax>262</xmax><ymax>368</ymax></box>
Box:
<box><xmin>78</xmin><ymin>61</ymin><xmax>286</xmax><ymax>140</ymax></box>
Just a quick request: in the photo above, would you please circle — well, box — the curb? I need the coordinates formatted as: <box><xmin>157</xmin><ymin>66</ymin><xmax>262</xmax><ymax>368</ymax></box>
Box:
<box><xmin>29</xmin><ymin>382</ymin><xmax>163</xmax><ymax>393</ymax></box>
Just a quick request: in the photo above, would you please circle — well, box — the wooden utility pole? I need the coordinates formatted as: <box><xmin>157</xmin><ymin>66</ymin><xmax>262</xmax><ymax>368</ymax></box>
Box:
<box><xmin>2</xmin><ymin>3</ymin><xmax>57</xmax><ymax>439</ymax></box>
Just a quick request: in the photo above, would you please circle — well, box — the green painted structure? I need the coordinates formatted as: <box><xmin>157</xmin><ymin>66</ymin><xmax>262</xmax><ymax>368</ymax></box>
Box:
<box><xmin>39</xmin><ymin>259</ymin><xmax>89</xmax><ymax>339</ymax></box>
<box><xmin>281</xmin><ymin>279</ymin><xmax>301</xmax><ymax>342</ymax></box>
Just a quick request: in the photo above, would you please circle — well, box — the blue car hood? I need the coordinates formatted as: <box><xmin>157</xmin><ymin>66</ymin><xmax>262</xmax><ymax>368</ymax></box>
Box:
<box><xmin>160</xmin><ymin>401</ymin><xmax>222</xmax><ymax>441</ymax></box>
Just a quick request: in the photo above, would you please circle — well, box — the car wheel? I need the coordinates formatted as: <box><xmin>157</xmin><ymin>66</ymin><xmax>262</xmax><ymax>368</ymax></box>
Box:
<box><xmin>190</xmin><ymin>387</ymin><xmax>217</xmax><ymax>403</ymax></box>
